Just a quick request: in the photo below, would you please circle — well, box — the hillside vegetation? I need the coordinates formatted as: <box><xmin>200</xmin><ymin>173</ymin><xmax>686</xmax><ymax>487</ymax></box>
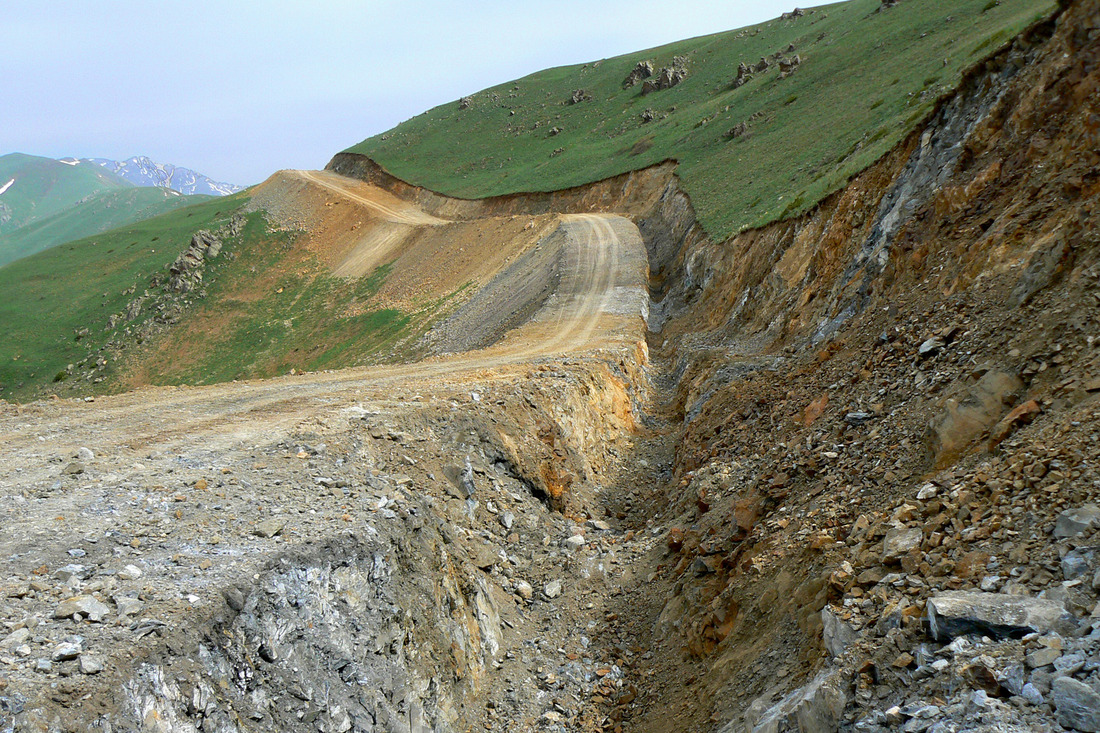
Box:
<box><xmin>0</xmin><ymin>186</ymin><xmax>212</xmax><ymax>268</ymax></box>
<box><xmin>0</xmin><ymin>152</ymin><xmax>130</xmax><ymax>234</ymax></box>
<box><xmin>346</xmin><ymin>0</ymin><xmax>1053</xmax><ymax>239</ymax></box>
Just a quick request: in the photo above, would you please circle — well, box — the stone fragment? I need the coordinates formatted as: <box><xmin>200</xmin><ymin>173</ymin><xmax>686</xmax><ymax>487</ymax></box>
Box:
<box><xmin>1053</xmin><ymin>676</ymin><xmax>1100</xmax><ymax>732</ymax></box>
<box><xmin>989</xmin><ymin>399</ymin><xmax>1041</xmax><ymax>446</ymax></box>
<box><xmin>80</xmin><ymin>655</ymin><xmax>104</xmax><ymax>675</ymax></box>
<box><xmin>62</xmin><ymin>462</ymin><xmax>85</xmax><ymax>475</ymax></box>
<box><xmin>821</xmin><ymin>608</ymin><xmax>857</xmax><ymax>658</ymax></box>
<box><xmin>514</xmin><ymin>581</ymin><xmax>534</xmax><ymax>600</ymax></box>
<box><xmin>543</xmin><ymin>580</ymin><xmax>562</xmax><ymax>599</ymax></box>
<box><xmin>253</xmin><ymin>518</ymin><xmax>286</xmax><ymax>538</ymax></box>
<box><xmin>925</xmin><ymin>591</ymin><xmax>1075</xmax><ymax>642</ymax></box>
<box><xmin>51</xmin><ymin>641</ymin><xmax>81</xmax><ymax>662</ymax></box>
<box><xmin>114</xmin><ymin>597</ymin><xmax>144</xmax><ymax>617</ymax></box>
<box><xmin>739</xmin><ymin>669</ymin><xmax>846</xmax><ymax>733</ymax></box>
<box><xmin>118</xmin><ymin>564</ymin><xmax>143</xmax><ymax>580</ymax></box>
<box><xmin>1063</xmin><ymin>550</ymin><xmax>1092</xmax><ymax>581</ymax></box>
<box><xmin>1026</xmin><ymin>646</ymin><xmax>1061</xmax><ymax>669</ymax></box>
<box><xmin>1055</xmin><ymin>505</ymin><xmax>1100</xmax><ymax>539</ymax></box>
<box><xmin>54</xmin><ymin>564</ymin><xmax>87</xmax><ymax>583</ymax></box>
<box><xmin>76</xmin><ymin>447</ymin><xmax>94</xmax><ymax>462</ymax></box>
<box><xmin>0</xmin><ymin>628</ymin><xmax>30</xmax><ymax>649</ymax></box>
<box><xmin>562</xmin><ymin>535</ymin><xmax>586</xmax><ymax>551</ymax></box>
<box><xmin>54</xmin><ymin>595</ymin><xmax>111</xmax><ymax>622</ymax></box>
<box><xmin>882</xmin><ymin>526</ymin><xmax>922</xmax><ymax>564</ymax></box>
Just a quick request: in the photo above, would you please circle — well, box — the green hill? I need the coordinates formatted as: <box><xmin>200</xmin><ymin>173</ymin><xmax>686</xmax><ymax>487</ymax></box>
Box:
<box><xmin>0</xmin><ymin>152</ymin><xmax>131</xmax><ymax>235</ymax></box>
<box><xmin>0</xmin><ymin>186</ymin><xmax>212</xmax><ymax>268</ymax></box>
<box><xmin>346</xmin><ymin>0</ymin><xmax>1053</xmax><ymax>239</ymax></box>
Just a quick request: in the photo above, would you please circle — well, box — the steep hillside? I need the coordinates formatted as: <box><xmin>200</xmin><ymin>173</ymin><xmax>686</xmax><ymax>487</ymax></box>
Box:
<box><xmin>0</xmin><ymin>152</ymin><xmax>130</xmax><ymax>234</ymax></box>
<box><xmin>344</xmin><ymin>0</ymin><xmax>1053</xmax><ymax>240</ymax></box>
<box><xmin>81</xmin><ymin>156</ymin><xmax>244</xmax><ymax>196</ymax></box>
<box><xmin>0</xmin><ymin>186</ymin><xmax>212</xmax><ymax>268</ymax></box>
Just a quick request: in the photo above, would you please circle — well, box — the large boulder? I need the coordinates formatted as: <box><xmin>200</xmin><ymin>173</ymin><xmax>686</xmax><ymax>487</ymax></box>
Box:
<box><xmin>925</xmin><ymin>591</ymin><xmax>1076</xmax><ymax>642</ymax></box>
<box><xmin>735</xmin><ymin>669</ymin><xmax>846</xmax><ymax>733</ymax></box>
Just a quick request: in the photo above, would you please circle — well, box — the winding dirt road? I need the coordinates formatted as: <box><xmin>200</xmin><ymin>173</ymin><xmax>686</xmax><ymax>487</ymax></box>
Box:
<box><xmin>0</xmin><ymin>199</ymin><xmax>647</xmax><ymax>481</ymax></box>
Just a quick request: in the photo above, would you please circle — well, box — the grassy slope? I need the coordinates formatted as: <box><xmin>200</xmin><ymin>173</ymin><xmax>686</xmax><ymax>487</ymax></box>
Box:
<box><xmin>347</xmin><ymin>0</ymin><xmax>1053</xmax><ymax>239</ymax></box>
<box><xmin>0</xmin><ymin>196</ymin><xmax>460</xmax><ymax>401</ymax></box>
<box><xmin>0</xmin><ymin>153</ymin><xmax>131</xmax><ymax>234</ymax></box>
<box><xmin>0</xmin><ymin>187</ymin><xmax>214</xmax><ymax>268</ymax></box>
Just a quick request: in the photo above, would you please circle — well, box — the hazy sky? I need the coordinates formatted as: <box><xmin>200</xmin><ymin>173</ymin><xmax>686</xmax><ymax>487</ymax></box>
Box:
<box><xmin>3</xmin><ymin>1</ymin><xmax>821</xmax><ymax>186</ymax></box>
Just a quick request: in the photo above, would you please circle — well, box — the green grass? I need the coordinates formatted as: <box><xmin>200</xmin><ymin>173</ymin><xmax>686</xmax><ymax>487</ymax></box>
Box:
<box><xmin>346</xmin><ymin>0</ymin><xmax>1053</xmax><ymax>240</ymax></box>
<box><xmin>0</xmin><ymin>187</ymin><xmax>213</xmax><ymax>267</ymax></box>
<box><xmin>0</xmin><ymin>195</ymin><xmax>466</xmax><ymax>400</ymax></box>
<box><xmin>0</xmin><ymin>153</ymin><xmax>131</xmax><ymax>234</ymax></box>
<box><xmin>0</xmin><ymin>195</ymin><xmax>239</xmax><ymax>399</ymax></box>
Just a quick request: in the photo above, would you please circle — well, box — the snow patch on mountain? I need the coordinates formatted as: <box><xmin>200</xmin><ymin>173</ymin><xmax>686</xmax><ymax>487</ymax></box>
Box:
<box><xmin>0</xmin><ymin>179</ymin><xmax>14</xmax><ymax>196</ymax></box>
<box><xmin>81</xmin><ymin>156</ymin><xmax>243</xmax><ymax>196</ymax></box>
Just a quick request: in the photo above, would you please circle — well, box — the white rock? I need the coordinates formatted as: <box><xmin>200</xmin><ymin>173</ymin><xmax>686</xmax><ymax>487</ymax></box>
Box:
<box><xmin>514</xmin><ymin>581</ymin><xmax>534</xmax><ymax>600</ymax></box>
<box><xmin>54</xmin><ymin>595</ymin><xmax>110</xmax><ymax>622</ymax></box>
<box><xmin>543</xmin><ymin>580</ymin><xmax>563</xmax><ymax>599</ymax></box>
<box><xmin>76</xmin><ymin>447</ymin><xmax>95</xmax><ymax>462</ymax></box>
<box><xmin>118</xmin><ymin>564</ymin><xmax>143</xmax><ymax>580</ymax></box>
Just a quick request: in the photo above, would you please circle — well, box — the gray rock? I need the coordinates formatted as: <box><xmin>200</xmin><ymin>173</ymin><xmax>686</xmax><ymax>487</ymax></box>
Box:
<box><xmin>54</xmin><ymin>595</ymin><xmax>111</xmax><ymax>622</ymax></box>
<box><xmin>739</xmin><ymin>668</ymin><xmax>846</xmax><ymax>733</ymax></box>
<box><xmin>224</xmin><ymin>586</ymin><xmax>245</xmax><ymax>612</ymax></box>
<box><xmin>822</xmin><ymin>608</ymin><xmax>858</xmax><ymax>659</ymax></box>
<box><xmin>253</xmin><ymin>518</ymin><xmax>286</xmax><ymax>538</ymax></box>
<box><xmin>76</xmin><ymin>447</ymin><xmax>94</xmax><ymax>462</ymax></box>
<box><xmin>54</xmin><ymin>564</ymin><xmax>88</xmax><ymax>583</ymax></box>
<box><xmin>1022</xmin><ymin>682</ymin><xmax>1045</xmax><ymax>706</ymax></box>
<box><xmin>882</xmin><ymin>526</ymin><xmax>922</xmax><ymax>563</ymax></box>
<box><xmin>1055</xmin><ymin>653</ymin><xmax>1086</xmax><ymax>676</ymax></box>
<box><xmin>998</xmin><ymin>663</ymin><xmax>1026</xmax><ymax>696</ymax></box>
<box><xmin>500</xmin><ymin>512</ymin><xmax>515</xmax><ymax>531</ymax></box>
<box><xmin>925</xmin><ymin>591</ymin><xmax>1075</xmax><ymax>641</ymax></box>
<box><xmin>1055</xmin><ymin>505</ymin><xmax>1100</xmax><ymax>539</ymax></box>
<box><xmin>34</xmin><ymin>659</ymin><xmax>52</xmax><ymax>673</ymax></box>
<box><xmin>80</xmin><ymin>655</ymin><xmax>104</xmax><ymax>675</ymax></box>
<box><xmin>51</xmin><ymin>641</ymin><xmax>81</xmax><ymax>661</ymax></box>
<box><xmin>118</xmin><ymin>564</ymin><xmax>143</xmax><ymax>580</ymax></box>
<box><xmin>918</xmin><ymin>337</ymin><xmax>945</xmax><ymax>357</ymax></box>
<box><xmin>0</xmin><ymin>628</ymin><xmax>30</xmax><ymax>649</ymax></box>
<box><xmin>514</xmin><ymin>581</ymin><xmax>533</xmax><ymax>600</ymax></box>
<box><xmin>543</xmin><ymin>580</ymin><xmax>562</xmax><ymax>599</ymax></box>
<box><xmin>1063</xmin><ymin>549</ymin><xmax>1092</xmax><ymax>580</ymax></box>
<box><xmin>1053</xmin><ymin>676</ymin><xmax>1100</xmax><ymax>732</ymax></box>
<box><xmin>114</xmin><ymin>596</ymin><xmax>144</xmax><ymax>617</ymax></box>
<box><xmin>62</xmin><ymin>461</ymin><xmax>85</xmax><ymax>475</ymax></box>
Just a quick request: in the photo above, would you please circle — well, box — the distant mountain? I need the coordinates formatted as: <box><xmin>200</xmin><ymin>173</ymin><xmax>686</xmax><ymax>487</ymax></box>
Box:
<box><xmin>0</xmin><ymin>153</ymin><xmax>130</xmax><ymax>234</ymax></box>
<box><xmin>76</xmin><ymin>156</ymin><xmax>243</xmax><ymax>196</ymax></box>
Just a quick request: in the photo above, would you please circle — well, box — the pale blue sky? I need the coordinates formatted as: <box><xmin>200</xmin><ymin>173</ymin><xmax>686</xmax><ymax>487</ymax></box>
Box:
<box><xmin>2</xmin><ymin>1</ymin><xmax>823</xmax><ymax>186</ymax></box>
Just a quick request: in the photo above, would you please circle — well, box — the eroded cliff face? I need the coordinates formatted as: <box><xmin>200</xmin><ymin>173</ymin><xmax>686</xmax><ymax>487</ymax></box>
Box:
<box><xmin>625</xmin><ymin>2</ymin><xmax>1100</xmax><ymax>730</ymax></box>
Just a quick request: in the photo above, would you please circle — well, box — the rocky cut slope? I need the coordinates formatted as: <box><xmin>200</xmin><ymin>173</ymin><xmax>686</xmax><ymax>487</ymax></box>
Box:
<box><xmin>613</xmin><ymin>1</ymin><xmax>1100</xmax><ymax>730</ymax></box>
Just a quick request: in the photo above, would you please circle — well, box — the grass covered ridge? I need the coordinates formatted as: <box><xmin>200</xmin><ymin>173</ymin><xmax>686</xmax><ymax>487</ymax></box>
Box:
<box><xmin>0</xmin><ymin>197</ymin><xmax>460</xmax><ymax>401</ymax></box>
<box><xmin>347</xmin><ymin>0</ymin><xmax>1053</xmax><ymax>240</ymax></box>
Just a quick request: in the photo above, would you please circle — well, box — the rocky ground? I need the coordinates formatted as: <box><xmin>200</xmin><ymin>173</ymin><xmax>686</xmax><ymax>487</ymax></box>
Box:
<box><xmin>3</xmin><ymin>1</ymin><xmax>1100</xmax><ymax>732</ymax></box>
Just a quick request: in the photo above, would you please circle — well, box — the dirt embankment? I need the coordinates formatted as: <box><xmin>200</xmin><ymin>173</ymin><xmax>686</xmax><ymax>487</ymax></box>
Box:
<box><xmin>610</xmin><ymin>3</ymin><xmax>1100</xmax><ymax>731</ymax></box>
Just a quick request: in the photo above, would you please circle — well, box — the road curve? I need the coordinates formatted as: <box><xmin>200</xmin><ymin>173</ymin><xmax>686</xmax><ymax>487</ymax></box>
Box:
<box><xmin>0</xmin><ymin>208</ymin><xmax>648</xmax><ymax>469</ymax></box>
